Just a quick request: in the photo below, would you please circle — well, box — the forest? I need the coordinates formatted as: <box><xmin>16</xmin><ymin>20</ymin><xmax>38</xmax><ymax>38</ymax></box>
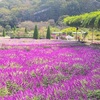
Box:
<box><xmin>0</xmin><ymin>0</ymin><xmax>100</xmax><ymax>27</ymax></box>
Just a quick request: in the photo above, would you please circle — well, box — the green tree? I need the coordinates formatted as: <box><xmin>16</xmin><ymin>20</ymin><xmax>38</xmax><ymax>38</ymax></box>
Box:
<box><xmin>64</xmin><ymin>11</ymin><xmax>100</xmax><ymax>28</ymax></box>
<box><xmin>5</xmin><ymin>25</ymin><xmax>11</xmax><ymax>31</ymax></box>
<box><xmin>25</xmin><ymin>28</ymin><xmax>28</xmax><ymax>34</ymax></box>
<box><xmin>46</xmin><ymin>26</ymin><xmax>51</xmax><ymax>39</ymax></box>
<box><xmin>33</xmin><ymin>25</ymin><xmax>38</xmax><ymax>39</ymax></box>
<box><xmin>13</xmin><ymin>26</ymin><xmax>16</xmax><ymax>33</ymax></box>
<box><xmin>12</xmin><ymin>26</ymin><xmax>17</xmax><ymax>37</ymax></box>
<box><xmin>63</xmin><ymin>11</ymin><xmax>100</xmax><ymax>42</ymax></box>
<box><xmin>3</xmin><ymin>29</ymin><xmax>6</xmax><ymax>37</ymax></box>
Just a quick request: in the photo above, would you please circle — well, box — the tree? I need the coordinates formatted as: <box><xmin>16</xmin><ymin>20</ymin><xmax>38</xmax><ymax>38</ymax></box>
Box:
<box><xmin>11</xmin><ymin>26</ymin><xmax>17</xmax><ymax>37</ymax></box>
<box><xmin>64</xmin><ymin>11</ymin><xmax>100</xmax><ymax>42</ymax></box>
<box><xmin>3</xmin><ymin>29</ymin><xmax>6</xmax><ymax>37</ymax></box>
<box><xmin>46</xmin><ymin>26</ymin><xmax>51</xmax><ymax>39</ymax></box>
<box><xmin>33</xmin><ymin>25</ymin><xmax>38</xmax><ymax>39</ymax></box>
<box><xmin>5</xmin><ymin>25</ymin><xmax>11</xmax><ymax>31</ymax></box>
<box><xmin>64</xmin><ymin>11</ymin><xmax>100</xmax><ymax>28</ymax></box>
<box><xmin>13</xmin><ymin>26</ymin><xmax>17</xmax><ymax>33</ymax></box>
<box><xmin>25</xmin><ymin>28</ymin><xmax>28</xmax><ymax>34</ymax></box>
<box><xmin>0</xmin><ymin>26</ymin><xmax>4</xmax><ymax>32</ymax></box>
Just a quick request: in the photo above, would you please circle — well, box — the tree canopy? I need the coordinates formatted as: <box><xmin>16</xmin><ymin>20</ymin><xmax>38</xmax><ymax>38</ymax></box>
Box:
<box><xmin>63</xmin><ymin>11</ymin><xmax>100</xmax><ymax>28</ymax></box>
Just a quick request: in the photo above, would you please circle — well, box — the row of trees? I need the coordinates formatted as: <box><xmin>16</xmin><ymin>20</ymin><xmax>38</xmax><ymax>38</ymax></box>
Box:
<box><xmin>63</xmin><ymin>11</ymin><xmax>100</xmax><ymax>29</ymax></box>
<box><xmin>33</xmin><ymin>25</ymin><xmax>51</xmax><ymax>39</ymax></box>
<box><xmin>2</xmin><ymin>25</ymin><xmax>51</xmax><ymax>39</ymax></box>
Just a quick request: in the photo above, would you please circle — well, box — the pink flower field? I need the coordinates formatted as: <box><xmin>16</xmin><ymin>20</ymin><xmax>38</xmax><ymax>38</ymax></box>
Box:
<box><xmin>0</xmin><ymin>39</ymin><xmax>100</xmax><ymax>100</ymax></box>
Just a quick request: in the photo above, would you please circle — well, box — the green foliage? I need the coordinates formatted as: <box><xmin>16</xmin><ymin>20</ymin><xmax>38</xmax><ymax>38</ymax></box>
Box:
<box><xmin>11</xmin><ymin>26</ymin><xmax>17</xmax><ymax>37</ymax></box>
<box><xmin>65</xmin><ymin>0</ymin><xmax>81</xmax><ymax>15</ymax></box>
<box><xmin>25</xmin><ymin>28</ymin><xmax>28</xmax><ymax>34</ymax></box>
<box><xmin>0</xmin><ymin>87</ymin><xmax>8</xmax><ymax>97</ymax></box>
<box><xmin>50</xmin><ymin>27</ymin><xmax>61</xmax><ymax>33</ymax></box>
<box><xmin>0</xmin><ymin>26</ymin><xmax>4</xmax><ymax>32</ymax></box>
<box><xmin>6</xmin><ymin>81</ymin><xmax>22</xmax><ymax>95</ymax></box>
<box><xmin>12</xmin><ymin>26</ymin><xmax>16</xmax><ymax>33</ymax></box>
<box><xmin>33</xmin><ymin>25</ymin><xmax>38</xmax><ymax>39</ymax></box>
<box><xmin>82</xmin><ymin>12</ymin><xmax>100</xmax><ymax>28</ymax></box>
<box><xmin>64</xmin><ymin>11</ymin><xmax>100</xmax><ymax>28</ymax></box>
<box><xmin>63</xmin><ymin>13</ymin><xmax>88</xmax><ymax>26</ymax></box>
<box><xmin>33</xmin><ymin>96</ymin><xmax>41</xmax><ymax>100</ymax></box>
<box><xmin>5</xmin><ymin>25</ymin><xmax>11</xmax><ymax>31</ymax></box>
<box><xmin>46</xmin><ymin>26</ymin><xmax>51</xmax><ymax>39</ymax></box>
<box><xmin>61</xmin><ymin>27</ymin><xmax>76</xmax><ymax>34</ymax></box>
<box><xmin>3</xmin><ymin>29</ymin><xmax>6</xmax><ymax>37</ymax></box>
<box><xmin>0</xmin><ymin>0</ymin><xmax>100</xmax><ymax>27</ymax></box>
<box><xmin>87</xmin><ymin>90</ymin><xmax>100</xmax><ymax>99</ymax></box>
<box><xmin>94</xmin><ymin>15</ymin><xmax>100</xmax><ymax>28</ymax></box>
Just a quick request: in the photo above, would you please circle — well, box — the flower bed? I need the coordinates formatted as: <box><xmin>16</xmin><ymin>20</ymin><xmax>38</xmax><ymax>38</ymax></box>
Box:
<box><xmin>0</xmin><ymin>43</ymin><xmax>100</xmax><ymax>100</ymax></box>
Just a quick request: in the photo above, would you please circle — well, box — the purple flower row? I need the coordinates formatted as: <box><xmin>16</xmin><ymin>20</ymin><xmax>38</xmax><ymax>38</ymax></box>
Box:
<box><xmin>0</xmin><ymin>43</ymin><xmax>100</xmax><ymax>100</ymax></box>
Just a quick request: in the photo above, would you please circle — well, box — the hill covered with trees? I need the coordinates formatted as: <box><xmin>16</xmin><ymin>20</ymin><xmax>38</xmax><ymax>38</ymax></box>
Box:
<box><xmin>0</xmin><ymin>0</ymin><xmax>100</xmax><ymax>27</ymax></box>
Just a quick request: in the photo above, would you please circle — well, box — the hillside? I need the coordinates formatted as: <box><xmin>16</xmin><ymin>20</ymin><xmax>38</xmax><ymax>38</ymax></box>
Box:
<box><xmin>0</xmin><ymin>0</ymin><xmax>100</xmax><ymax>27</ymax></box>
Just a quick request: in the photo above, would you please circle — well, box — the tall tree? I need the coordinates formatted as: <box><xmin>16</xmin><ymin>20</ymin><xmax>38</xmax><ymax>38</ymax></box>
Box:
<box><xmin>46</xmin><ymin>26</ymin><xmax>51</xmax><ymax>39</ymax></box>
<box><xmin>3</xmin><ymin>29</ymin><xmax>6</xmax><ymax>37</ymax></box>
<box><xmin>25</xmin><ymin>27</ymin><xmax>28</xmax><ymax>34</ymax></box>
<box><xmin>13</xmin><ymin>26</ymin><xmax>16</xmax><ymax>33</ymax></box>
<box><xmin>33</xmin><ymin>25</ymin><xmax>38</xmax><ymax>39</ymax></box>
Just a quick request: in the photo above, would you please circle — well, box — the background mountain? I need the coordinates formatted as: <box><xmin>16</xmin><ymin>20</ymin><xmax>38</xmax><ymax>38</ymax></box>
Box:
<box><xmin>0</xmin><ymin>0</ymin><xmax>100</xmax><ymax>27</ymax></box>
